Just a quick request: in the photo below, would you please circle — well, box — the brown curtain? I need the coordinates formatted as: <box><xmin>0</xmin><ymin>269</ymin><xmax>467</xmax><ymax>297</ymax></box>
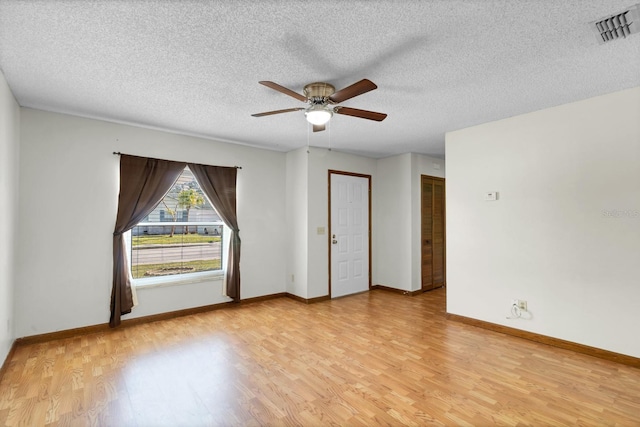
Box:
<box><xmin>111</xmin><ymin>155</ymin><xmax>186</xmax><ymax>327</ymax></box>
<box><xmin>188</xmin><ymin>164</ymin><xmax>241</xmax><ymax>302</ymax></box>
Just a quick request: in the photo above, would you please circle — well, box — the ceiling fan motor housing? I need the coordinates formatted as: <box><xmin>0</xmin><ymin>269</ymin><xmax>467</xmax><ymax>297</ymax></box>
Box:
<box><xmin>304</xmin><ymin>82</ymin><xmax>336</xmax><ymax>104</ymax></box>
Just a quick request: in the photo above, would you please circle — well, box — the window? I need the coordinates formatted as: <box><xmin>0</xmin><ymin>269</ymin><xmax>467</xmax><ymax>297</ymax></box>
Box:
<box><xmin>129</xmin><ymin>166</ymin><xmax>224</xmax><ymax>281</ymax></box>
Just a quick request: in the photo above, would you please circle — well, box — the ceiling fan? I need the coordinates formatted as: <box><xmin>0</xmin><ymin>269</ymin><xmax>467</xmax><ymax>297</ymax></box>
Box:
<box><xmin>251</xmin><ymin>79</ymin><xmax>387</xmax><ymax>132</ymax></box>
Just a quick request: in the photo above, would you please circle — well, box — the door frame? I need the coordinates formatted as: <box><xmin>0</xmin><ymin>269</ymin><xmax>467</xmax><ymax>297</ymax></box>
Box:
<box><xmin>328</xmin><ymin>170</ymin><xmax>372</xmax><ymax>298</ymax></box>
<box><xmin>421</xmin><ymin>174</ymin><xmax>446</xmax><ymax>291</ymax></box>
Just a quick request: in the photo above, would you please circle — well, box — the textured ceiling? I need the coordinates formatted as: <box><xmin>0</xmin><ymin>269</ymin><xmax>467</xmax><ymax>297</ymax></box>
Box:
<box><xmin>1</xmin><ymin>1</ymin><xmax>639</xmax><ymax>158</ymax></box>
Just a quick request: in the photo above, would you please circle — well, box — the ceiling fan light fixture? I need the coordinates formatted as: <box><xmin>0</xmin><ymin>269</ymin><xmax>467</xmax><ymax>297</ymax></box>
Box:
<box><xmin>253</xmin><ymin>79</ymin><xmax>386</xmax><ymax>131</ymax></box>
<box><xmin>305</xmin><ymin>105</ymin><xmax>333</xmax><ymax>125</ymax></box>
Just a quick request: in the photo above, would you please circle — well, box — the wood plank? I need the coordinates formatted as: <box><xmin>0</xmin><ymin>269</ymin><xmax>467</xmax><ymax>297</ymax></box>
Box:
<box><xmin>1</xmin><ymin>289</ymin><xmax>639</xmax><ymax>426</ymax></box>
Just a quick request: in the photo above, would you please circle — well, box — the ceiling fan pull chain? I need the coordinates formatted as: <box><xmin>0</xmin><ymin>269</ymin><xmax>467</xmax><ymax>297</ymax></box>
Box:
<box><xmin>307</xmin><ymin>119</ymin><xmax>310</xmax><ymax>154</ymax></box>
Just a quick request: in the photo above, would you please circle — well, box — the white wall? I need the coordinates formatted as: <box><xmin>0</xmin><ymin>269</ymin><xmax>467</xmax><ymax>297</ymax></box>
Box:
<box><xmin>285</xmin><ymin>146</ymin><xmax>378</xmax><ymax>299</ymax></box>
<box><xmin>285</xmin><ymin>148</ymin><xmax>445</xmax><ymax>299</ymax></box>
<box><xmin>375</xmin><ymin>153</ymin><xmax>445</xmax><ymax>291</ymax></box>
<box><xmin>0</xmin><ymin>72</ymin><xmax>20</xmax><ymax>361</ymax></box>
<box><xmin>285</xmin><ymin>147</ymin><xmax>309</xmax><ymax>298</ymax></box>
<box><xmin>16</xmin><ymin>109</ymin><xmax>287</xmax><ymax>337</ymax></box>
<box><xmin>375</xmin><ymin>154</ymin><xmax>412</xmax><ymax>290</ymax></box>
<box><xmin>13</xmin><ymin>107</ymin><xmax>442</xmax><ymax>337</ymax></box>
<box><xmin>446</xmin><ymin>87</ymin><xmax>640</xmax><ymax>357</ymax></box>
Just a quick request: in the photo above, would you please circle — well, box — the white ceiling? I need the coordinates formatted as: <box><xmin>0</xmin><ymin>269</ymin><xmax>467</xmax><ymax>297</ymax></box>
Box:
<box><xmin>1</xmin><ymin>1</ymin><xmax>639</xmax><ymax>159</ymax></box>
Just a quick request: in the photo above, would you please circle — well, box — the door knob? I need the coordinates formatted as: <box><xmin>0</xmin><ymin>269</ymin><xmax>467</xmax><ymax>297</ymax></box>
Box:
<box><xmin>332</xmin><ymin>239</ymin><xmax>338</xmax><ymax>244</ymax></box>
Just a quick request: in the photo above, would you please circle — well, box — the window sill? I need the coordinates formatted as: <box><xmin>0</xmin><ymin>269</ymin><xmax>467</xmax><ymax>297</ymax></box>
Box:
<box><xmin>134</xmin><ymin>271</ymin><xmax>224</xmax><ymax>289</ymax></box>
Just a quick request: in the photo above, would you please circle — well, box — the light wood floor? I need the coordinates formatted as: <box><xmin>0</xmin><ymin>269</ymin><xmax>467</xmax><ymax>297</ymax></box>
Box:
<box><xmin>1</xmin><ymin>288</ymin><xmax>639</xmax><ymax>426</ymax></box>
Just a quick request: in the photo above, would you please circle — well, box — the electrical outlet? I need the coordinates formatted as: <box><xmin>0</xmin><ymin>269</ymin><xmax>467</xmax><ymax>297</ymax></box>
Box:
<box><xmin>512</xmin><ymin>299</ymin><xmax>528</xmax><ymax>311</ymax></box>
<box><xmin>518</xmin><ymin>300</ymin><xmax>527</xmax><ymax>311</ymax></box>
<box><xmin>291</xmin><ymin>274</ymin><xmax>294</xmax><ymax>282</ymax></box>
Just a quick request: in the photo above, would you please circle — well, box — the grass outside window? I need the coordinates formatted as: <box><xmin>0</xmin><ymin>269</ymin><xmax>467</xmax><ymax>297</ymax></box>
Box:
<box><xmin>131</xmin><ymin>259</ymin><xmax>222</xmax><ymax>279</ymax></box>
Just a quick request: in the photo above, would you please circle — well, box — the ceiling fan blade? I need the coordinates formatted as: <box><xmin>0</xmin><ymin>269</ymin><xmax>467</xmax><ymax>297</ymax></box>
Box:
<box><xmin>258</xmin><ymin>81</ymin><xmax>307</xmax><ymax>102</ymax></box>
<box><xmin>251</xmin><ymin>108</ymin><xmax>304</xmax><ymax>117</ymax></box>
<box><xmin>334</xmin><ymin>106</ymin><xmax>387</xmax><ymax>122</ymax></box>
<box><xmin>313</xmin><ymin>124</ymin><xmax>325</xmax><ymax>132</ymax></box>
<box><xmin>329</xmin><ymin>79</ymin><xmax>378</xmax><ymax>103</ymax></box>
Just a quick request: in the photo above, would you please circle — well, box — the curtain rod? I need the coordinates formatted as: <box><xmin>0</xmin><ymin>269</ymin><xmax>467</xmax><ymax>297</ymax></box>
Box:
<box><xmin>112</xmin><ymin>152</ymin><xmax>242</xmax><ymax>169</ymax></box>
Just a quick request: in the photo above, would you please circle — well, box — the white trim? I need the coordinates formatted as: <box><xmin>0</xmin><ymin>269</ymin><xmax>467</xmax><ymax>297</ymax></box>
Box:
<box><xmin>134</xmin><ymin>270</ymin><xmax>224</xmax><ymax>289</ymax></box>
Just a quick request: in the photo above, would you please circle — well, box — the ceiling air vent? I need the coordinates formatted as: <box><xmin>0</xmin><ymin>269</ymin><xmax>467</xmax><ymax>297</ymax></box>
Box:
<box><xmin>590</xmin><ymin>4</ymin><xmax>640</xmax><ymax>44</ymax></box>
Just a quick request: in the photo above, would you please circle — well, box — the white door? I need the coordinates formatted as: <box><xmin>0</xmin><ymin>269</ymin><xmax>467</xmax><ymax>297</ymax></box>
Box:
<box><xmin>330</xmin><ymin>173</ymin><xmax>370</xmax><ymax>298</ymax></box>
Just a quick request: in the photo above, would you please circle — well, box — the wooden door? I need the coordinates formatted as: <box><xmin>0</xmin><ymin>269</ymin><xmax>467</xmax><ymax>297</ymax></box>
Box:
<box><xmin>421</xmin><ymin>176</ymin><xmax>445</xmax><ymax>291</ymax></box>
